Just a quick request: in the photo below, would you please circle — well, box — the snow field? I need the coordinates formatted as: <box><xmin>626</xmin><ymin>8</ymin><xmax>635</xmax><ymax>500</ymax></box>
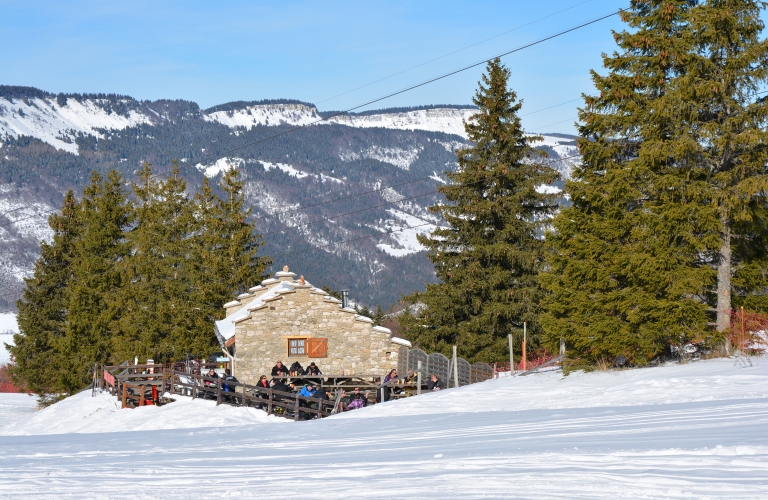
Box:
<box><xmin>0</xmin><ymin>391</ymin><xmax>283</xmax><ymax>436</ymax></box>
<box><xmin>0</xmin><ymin>393</ymin><xmax>36</xmax><ymax>429</ymax></box>
<box><xmin>0</xmin><ymin>312</ymin><xmax>19</xmax><ymax>364</ymax></box>
<box><xmin>0</xmin><ymin>358</ymin><xmax>766</xmax><ymax>498</ymax></box>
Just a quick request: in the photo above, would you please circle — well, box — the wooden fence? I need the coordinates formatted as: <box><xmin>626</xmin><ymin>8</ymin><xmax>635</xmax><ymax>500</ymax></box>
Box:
<box><xmin>166</xmin><ymin>370</ymin><xmax>337</xmax><ymax>421</ymax></box>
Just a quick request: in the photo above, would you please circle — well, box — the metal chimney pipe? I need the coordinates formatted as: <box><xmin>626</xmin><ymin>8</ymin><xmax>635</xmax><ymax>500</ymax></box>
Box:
<box><xmin>340</xmin><ymin>289</ymin><xmax>349</xmax><ymax>309</ymax></box>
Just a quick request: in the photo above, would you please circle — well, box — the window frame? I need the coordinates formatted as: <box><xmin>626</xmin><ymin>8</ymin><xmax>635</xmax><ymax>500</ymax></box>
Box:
<box><xmin>287</xmin><ymin>337</ymin><xmax>308</xmax><ymax>357</ymax></box>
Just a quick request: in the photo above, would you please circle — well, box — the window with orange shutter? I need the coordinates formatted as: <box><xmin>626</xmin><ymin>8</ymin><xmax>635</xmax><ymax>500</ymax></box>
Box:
<box><xmin>307</xmin><ymin>338</ymin><xmax>328</xmax><ymax>358</ymax></box>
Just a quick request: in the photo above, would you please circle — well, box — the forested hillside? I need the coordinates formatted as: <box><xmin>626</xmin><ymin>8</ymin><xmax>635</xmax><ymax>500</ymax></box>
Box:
<box><xmin>0</xmin><ymin>85</ymin><xmax>577</xmax><ymax>311</ymax></box>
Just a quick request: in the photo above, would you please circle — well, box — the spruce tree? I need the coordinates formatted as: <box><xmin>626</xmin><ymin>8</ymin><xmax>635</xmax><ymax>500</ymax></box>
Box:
<box><xmin>8</xmin><ymin>191</ymin><xmax>80</xmax><ymax>403</ymax></box>
<box><xmin>540</xmin><ymin>0</ymin><xmax>768</xmax><ymax>363</ymax></box>
<box><xmin>402</xmin><ymin>58</ymin><xmax>558</xmax><ymax>362</ymax></box>
<box><xmin>112</xmin><ymin>162</ymin><xmax>201</xmax><ymax>362</ymax></box>
<box><xmin>63</xmin><ymin>170</ymin><xmax>131</xmax><ymax>391</ymax></box>
<box><xmin>192</xmin><ymin>167</ymin><xmax>270</xmax><ymax>310</ymax></box>
<box><xmin>685</xmin><ymin>0</ymin><xmax>768</xmax><ymax>324</ymax></box>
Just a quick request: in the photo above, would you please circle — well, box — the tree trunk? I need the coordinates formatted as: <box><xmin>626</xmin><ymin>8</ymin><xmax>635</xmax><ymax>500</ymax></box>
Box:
<box><xmin>716</xmin><ymin>228</ymin><xmax>731</xmax><ymax>332</ymax></box>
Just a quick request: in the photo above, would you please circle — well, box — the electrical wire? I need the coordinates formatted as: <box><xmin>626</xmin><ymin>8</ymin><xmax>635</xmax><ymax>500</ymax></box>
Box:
<box><xmin>315</xmin><ymin>0</ymin><xmax>596</xmax><ymax>105</ymax></box>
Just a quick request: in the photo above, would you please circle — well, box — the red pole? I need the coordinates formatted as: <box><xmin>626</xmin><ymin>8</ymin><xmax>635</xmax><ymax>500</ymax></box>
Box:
<box><xmin>741</xmin><ymin>306</ymin><xmax>745</xmax><ymax>351</ymax></box>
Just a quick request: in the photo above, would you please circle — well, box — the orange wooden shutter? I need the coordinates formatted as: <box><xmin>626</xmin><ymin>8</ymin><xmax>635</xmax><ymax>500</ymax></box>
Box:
<box><xmin>307</xmin><ymin>338</ymin><xmax>328</xmax><ymax>358</ymax></box>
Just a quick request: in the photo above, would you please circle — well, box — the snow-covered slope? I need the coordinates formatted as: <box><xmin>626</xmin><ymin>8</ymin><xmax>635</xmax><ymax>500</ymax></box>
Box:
<box><xmin>205</xmin><ymin>103</ymin><xmax>478</xmax><ymax>138</ymax></box>
<box><xmin>0</xmin><ymin>96</ymin><xmax>152</xmax><ymax>154</ymax></box>
<box><xmin>0</xmin><ymin>358</ymin><xmax>766</xmax><ymax>498</ymax></box>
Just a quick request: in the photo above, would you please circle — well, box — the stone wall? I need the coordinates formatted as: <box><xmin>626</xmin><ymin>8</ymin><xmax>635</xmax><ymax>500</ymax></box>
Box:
<box><xmin>233</xmin><ymin>280</ymin><xmax>399</xmax><ymax>385</ymax></box>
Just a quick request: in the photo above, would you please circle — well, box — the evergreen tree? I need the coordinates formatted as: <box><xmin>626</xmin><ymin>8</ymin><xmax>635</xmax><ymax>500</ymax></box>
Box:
<box><xmin>8</xmin><ymin>191</ymin><xmax>80</xmax><ymax>403</ymax></box>
<box><xmin>540</xmin><ymin>0</ymin><xmax>768</xmax><ymax>364</ymax></box>
<box><xmin>685</xmin><ymin>0</ymin><xmax>768</xmax><ymax>323</ymax></box>
<box><xmin>402</xmin><ymin>59</ymin><xmax>558</xmax><ymax>362</ymax></box>
<box><xmin>112</xmin><ymin>162</ymin><xmax>202</xmax><ymax>361</ymax></box>
<box><xmin>64</xmin><ymin>170</ymin><xmax>131</xmax><ymax>391</ymax></box>
<box><xmin>190</xmin><ymin>167</ymin><xmax>270</xmax><ymax>348</ymax></box>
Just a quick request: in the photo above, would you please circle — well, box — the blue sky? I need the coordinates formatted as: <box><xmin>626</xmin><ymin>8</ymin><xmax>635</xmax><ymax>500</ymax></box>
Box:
<box><xmin>1</xmin><ymin>0</ymin><xmax>631</xmax><ymax>134</ymax></box>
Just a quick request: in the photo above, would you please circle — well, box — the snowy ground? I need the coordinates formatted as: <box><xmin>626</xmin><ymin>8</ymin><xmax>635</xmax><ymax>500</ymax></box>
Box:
<box><xmin>0</xmin><ymin>393</ymin><xmax>36</xmax><ymax>429</ymax></box>
<box><xmin>0</xmin><ymin>312</ymin><xmax>19</xmax><ymax>364</ymax></box>
<box><xmin>0</xmin><ymin>358</ymin><xmax>766</xmax><ymax>498</ymax></box>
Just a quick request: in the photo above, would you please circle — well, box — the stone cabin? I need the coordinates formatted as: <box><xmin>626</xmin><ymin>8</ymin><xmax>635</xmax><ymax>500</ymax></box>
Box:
<box><xmin>214</xmin><ymin>267</ymin><xmax>411</xmax><ymax>385</ymax></box>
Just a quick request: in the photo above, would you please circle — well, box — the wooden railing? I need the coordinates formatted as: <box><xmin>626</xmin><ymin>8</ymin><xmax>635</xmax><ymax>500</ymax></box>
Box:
<box><xmin>166</xmin><ymin>370</ymin><xmax>338</xmax><ymax>420</ymax></box>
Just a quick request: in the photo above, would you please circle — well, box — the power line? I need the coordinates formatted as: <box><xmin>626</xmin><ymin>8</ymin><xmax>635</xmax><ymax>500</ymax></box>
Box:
<box><xmin>315</xmin><ymin>0</ymin><xmax>596</xmax><ymax>105</ymax></box>
<box><xmin>170</xmin><ymin>9</ymin><xmax>621</xmax><ymax>174</ymax></box>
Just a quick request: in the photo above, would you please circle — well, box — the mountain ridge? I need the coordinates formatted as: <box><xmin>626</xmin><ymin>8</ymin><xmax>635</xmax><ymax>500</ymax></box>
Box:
<box><xmin>0</xmin><ymin>85</ymin><xmax>579</xmax><ymax>312</ymax></box>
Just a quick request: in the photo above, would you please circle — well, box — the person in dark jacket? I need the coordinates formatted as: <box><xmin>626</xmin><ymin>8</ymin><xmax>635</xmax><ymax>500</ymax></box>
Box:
<box><xmin>383</xmin><ymin>369</ymin><xmax>398</xmax><ymax>384</ymax></box>
<box><xmin>289</xmin><ymin>361</ymin><xmax>305</xmax><ymax>376</ymax></box>
<box><xmin>221</xmin><ymin>369</ymin><xmax>238</xmax><ymax>392</ymax></box>
<box><xmin>271</xmin><ymin>360</ymin><xmax>289</xmax><ymax>377</ymax></box>
<box><xmin>305</xmin><ymin>362</ymin><xmax>322</xmax><ymax>376</ymax></box>
<box><xmin>375</xmin><ymin>377</ymin><xmax>391</xmax><ymax>403</ymax></box>
<box><xmin>426</xmin><ymin>373</ymin><xmax>443</xmax><ymax>391</ymax></box>
<box><xmin>347</xmin><ymin>387</ymin><xmax>367</xmax><ymax>410</ymax></box>
<box><xmin>204</xmin><ymin>368</ymin><xmax>219</xmax><ymax>387</ymax></box>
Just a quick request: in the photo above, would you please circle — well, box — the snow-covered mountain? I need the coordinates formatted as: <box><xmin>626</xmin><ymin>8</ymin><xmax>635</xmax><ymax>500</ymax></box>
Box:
<box><xmin>0</xmin><ymin>85</ymin><xmax>579</xmax><ymax>311</ymax></box>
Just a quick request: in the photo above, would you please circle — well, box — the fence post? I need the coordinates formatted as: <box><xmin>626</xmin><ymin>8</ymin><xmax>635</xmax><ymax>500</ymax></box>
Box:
<box><xmin>268</xmin><ymin>388</ymin><xmax>273</xmax><ymax>415</ymax></box>
<box><xmin>453</xmin><ymin>346</ymin><xmax>459</xmax><ymax>388</ymax></box>
<box><xmin>139</xmin><ymin>389</ymin><xmax>145</xmax><ymax>407</ymax></box>
<box><xmin>560</xmin><ymin>338</ymin><xmax>565</xmax><ymax>357</ymax></box>
<box><xmin>216</xmin><ymin>380</ymin><xmax>222</xmax><ymax>406</ymax></box>
<box><xmin>121</xmin><ymin>383</ymin><xmax>127</xmax><ymax>409</ymax></box>
<box><xmin>294</xmin><ymin>396</ymin><xmax>300</xmax><ymax>421</ymax></box>
<box><xmin>417</xmin><ymin>360</ymin><xmax>422</xmax><ymax>396</ymax></box>
<box><xmin>168</xmin><ymin>369</ymin><xmax>175</xmax><ymax>395</ymax></box>
<box><xmin>508</xmin><ymin>333</ymin><xmax>514</xmax><ymax>374</ymax></box>
<box><xmin>522</xmin><ymin>322</ymin><xmax>527</xmax><ymax>371</ymax></box>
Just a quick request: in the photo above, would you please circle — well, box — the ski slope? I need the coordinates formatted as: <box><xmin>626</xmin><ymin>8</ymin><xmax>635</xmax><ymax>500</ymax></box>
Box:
<box><xmin>1</xmin><ymin>358</ymin><xmax>766</xmax><ymax>498</ymax></box>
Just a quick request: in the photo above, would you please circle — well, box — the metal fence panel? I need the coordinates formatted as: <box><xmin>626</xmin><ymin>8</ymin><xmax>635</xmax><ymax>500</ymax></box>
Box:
<box><xmin>428</xmin><ymin>353</ymin><xmax>451</xmax><ymax>384</ymax></box>
<box><xmin>408</xmin><ymin>349</ymin><xmax>428</xmax><ymax>375</ymax></box>
<box><xmin>457</xmin><ymin>358</ymin><xmax>471</xmax><ymax>386</ymax></box>
<box><xmin>470</xmin><ymin>362</ymin><xmax>494</xmax><ymax>383</ymax></box>
<box><xmin>397</xmin><ymin>345</ymin><xmax>409</xmax><ymax>375</ymax></box>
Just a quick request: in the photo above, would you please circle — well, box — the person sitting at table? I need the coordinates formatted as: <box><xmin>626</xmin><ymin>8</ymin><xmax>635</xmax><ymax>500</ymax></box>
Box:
<box><xmin>305</xmin><ymin>362</ymin><xmax>322</xmax><ymax>376</ymax></box>
<box><xmin>271</xmin><ymin>360</ymin><xmax>289</xmax><ymax>377</ymax></box>
<box><xmin>255</xmin><ymin>375</ymin><xmax>269</xmax><ymax>394</ymax></box>
<box><xmin>298</xmin><ymin>383</ymin><xmax>316</xmax><ymax>398</ymax></box>
<box><xmin>347</xmin><ymin>387</ymin><xmax>367</xmax><ymax>410</ymax></box>
<box><xmin>426</xmin><ymin>373</ymin><xmax>443</xmax><ymax>391</ymax></box>
<box><xmin>204</xmin><ymin>368</ymin><xmax>218</xmax><ymax>387</ymax></box>
<box><xmin>221</xmin><ymin>369</ymin><xmax>238</xmax><ymax>392</ymax></box>
<box><xmin>383</xmin><ymin>369</ymin><xmax>398</xmax><ymax>384</ymax></box>
<box><xmin>376</xmin><ymin>377</ymin><xmax>391</xmax><ymax>403</ymax></box>
<box><xmin>289</xmin><ymin>361</ymin><xmax>305</xmax><ymax>376</ymax></box>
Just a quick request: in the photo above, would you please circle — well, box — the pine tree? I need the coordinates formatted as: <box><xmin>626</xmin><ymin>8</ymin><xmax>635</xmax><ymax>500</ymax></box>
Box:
<box><xmin>112</xmin><ymin>162</ymin><xmax>202</xmax><ymax>362</ymax></box>
<box><xmin>685</xmin><ymin>0</ymin><xmax>768</xmax><ymax>324</ymax></box>
<box><xmin>540</xmin><ymin>0</ymin><xmax>768</xmax><ymax>364</ymax></box>
<box><xmin>402</xmin><ymin>58</ymin><xmax>558</xmax><ymax>362</ymax></box>
<box><xmin>191</xmin><ymin>168</ymin><xmax>270</xmax><ymax>338</ymax></box>
<box><xmin>63</xmin><ymin>170</ymin><xmax>131</xmax><ymax>391</ymax></box>
<box><xmin>8</xmin><ymin>191</ymin><xmax>80</xmax><ymax>403</ymax></box>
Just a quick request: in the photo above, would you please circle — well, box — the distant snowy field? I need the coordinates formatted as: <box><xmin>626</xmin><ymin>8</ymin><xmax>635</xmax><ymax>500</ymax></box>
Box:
<box><xmin>0</xmin><ymin>312</ymin><xmax>18</xmax><ymax>364</ymax></box>
<box><xmin>1</xmin><ymin>358</ymin><xmax>767</xmax><ymax>498</ymax></box>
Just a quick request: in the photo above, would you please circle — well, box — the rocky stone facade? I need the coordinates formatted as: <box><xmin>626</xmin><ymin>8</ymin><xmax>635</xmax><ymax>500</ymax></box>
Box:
<box><xmin>219</xmin><ymin>269</ymin><xmax>406</xmax><ymax>385</ymax></box>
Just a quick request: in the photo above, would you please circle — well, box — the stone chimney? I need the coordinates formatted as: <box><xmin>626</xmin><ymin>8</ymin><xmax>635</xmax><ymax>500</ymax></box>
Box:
<box><xmin>275</xmin><ymin>264</ymin><xmax>297</xmax><ymax>282</ymax></box>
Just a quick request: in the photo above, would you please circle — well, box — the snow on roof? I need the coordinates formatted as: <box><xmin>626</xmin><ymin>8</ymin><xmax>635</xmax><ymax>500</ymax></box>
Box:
<box><xmin>354</xmin><ymin>315</ymin><xmax>374</xmax><ymax>323</ymax></box>
<box><xmin>223</xmin><ymin>300</ymin><xmax>240</xmax><ymax>308</ymax></box>
<box><xmin>248</xmin><ymin>285</ymin><xmax>264</xmax><ymax>292</ymax></box>
<box><xmin>215</xmin><ymin>281</ymin><xmax>294</xmax><ymax>341</ymax></box>
<box><xmin>261</xmin><ymin>278</ymin><xmax>278</xmax><ymax>285</ymax></box>
<box><xmin>372</xmin><ymin>326</ymin><xmax>392</xmax><ymax>334</ymax></box>
<box><xmin>236</xmin><ymin>293</ymin><xmax>251</xmax><ymax>299</ymax></box>
<box><xmin>389</xmin><ymin>337</ymin><xmax>412</xmax><ymax>347</ymax></box>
